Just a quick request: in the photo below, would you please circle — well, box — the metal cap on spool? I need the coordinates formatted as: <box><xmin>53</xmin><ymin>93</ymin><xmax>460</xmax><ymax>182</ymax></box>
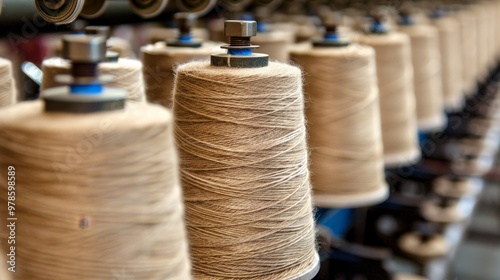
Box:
<box><xmin>313</xmin><ymin>11</ymin><xmax>350</xmax><ymax>48</ymax></box>
<box><xmin>368</xmin><ymin>7</ymin><xmax>389</xmax><ymax>34</ymax></box>
<box><xmin>84</xmin><ymin>26</ymin><xmax>120</xmax><ymax>62</ymax></box>
<box><xmin>166</xmin><ymin>12</ymin><xmax>203</xmax><ymax>48</ymax></box>
<box><xmin>211</xmin><ymin>20</ymin><xmax>268</xmax><ymax>68</ymax></box>
<box><xmin>62</xmin><ymin>35</ymin><xmax>107</xmax><ymax>63</ymax></box>
<box><xmin>43</xmin><ymin>34</ymin><xmax>126</xmax><ymax>113</ymax></box>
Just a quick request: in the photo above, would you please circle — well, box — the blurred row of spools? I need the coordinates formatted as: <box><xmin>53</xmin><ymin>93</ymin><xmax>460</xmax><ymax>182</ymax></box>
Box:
<box><xmin>0</xmin><ymin>0</ymin><xmax>499</xmax><ymax>279</ymax></box>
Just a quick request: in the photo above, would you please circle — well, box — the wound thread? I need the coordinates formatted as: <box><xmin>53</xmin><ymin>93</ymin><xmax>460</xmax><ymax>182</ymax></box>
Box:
<box><xmin>173</xmin><ymin>61</ymin><xmax>318</xmax><ymax>280</ymax></box>
<box><xmin>398</xmin><ymin>24</ymin><xmax>446</xmax><ymax>131</ymax></box>
<box><xmin>355</xmin><ymin>32</ymin><xmax>421</xmax><ymax>167</ymax></box>
<box><xmin>0</xmin><ymin>58</ymin><xmax>17</xmax><ymax>107</ymax></box>
<box><xmin>141</xmin><ymin>41</ymin><xmax>220</xmax><ymax>108</ymax></box>
<box><xmin>290</xmin><ymin>43</ymin><xmax>387</xmax><ymax>206</ymax></box>
<box><xmin>0</xmin><ymin>101</ymin><xmax>192</xmax><ymax>279</ymax></box>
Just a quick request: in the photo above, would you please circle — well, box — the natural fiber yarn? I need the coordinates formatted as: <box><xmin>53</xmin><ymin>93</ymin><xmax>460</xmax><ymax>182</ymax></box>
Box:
<box><xmin>290</xmin><ymin>43</ymin><xmax>387</xmax><ymax>207</ymax></box>
<box><xmin>432</xmin><ymin>17</ymin><xmax>464</xmax><ymax>111</ymax></box>
<box><xmin>398</xmin><ymin>232</ymin><xmax>449</xmax><ymax>259</ymax></box>
<box><xmin>356</xmin><ymin>32</ymin><xmax>420</xmax><ymax>167</ymax></box>
<box><xmin>173</xmin><ymin>61</ymin><xmax>317</xmax><ymax>279</ymax></box>
<box><xmin>141</xmin><ymin>41</ymin><xmax>220</xmax><ymax>108</ymax></box>
<box><xmin>253</xmin><ymin>30</ymin><xmax>293</xmax><ymax>62</ymax></box>
<box><xmin>0</xmin><ymin>101</ymin><xmax>192</xmax><ymax>279</ymax></box>
<box><xmin>455</xmin><ymin>9</ymin><xmax>478</xmax><ymax>95</ymax></box>
<box><xmin>41</xmin><ymin>57</ymin><xmax>146</xmax><ymax>103</ymax></box>
<box><xmin>398</xmin><ymin>24</ymin><xmax>445</xmax><ymax>131</ymax></box>
<box><xmin>0</xmin><ymin>58</ymin><xmax>16</xmax><ymax>107</ymax></box>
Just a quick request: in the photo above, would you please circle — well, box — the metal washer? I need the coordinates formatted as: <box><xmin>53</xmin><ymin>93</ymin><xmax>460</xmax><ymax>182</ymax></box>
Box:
<box><xmin>211</xmin><ymin>53</ymin><xmax>269</xmax><ymax>68</ymax></box>
<box><xmin>42</xmin><ymin>87</ymin><xmax>126</xmax><ymax>113</ymax></box>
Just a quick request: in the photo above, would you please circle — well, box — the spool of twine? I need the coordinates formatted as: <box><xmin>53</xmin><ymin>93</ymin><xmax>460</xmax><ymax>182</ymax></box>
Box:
<box><xmin>398</xmin><ymin>24</ymin><xmax>446</xmax><ymax>131</ymax></box>
<box><xmin>41</xmin><ymin>57</ymin><xmax>146</xmax><ymax>103</ymax></box>
<box><xmin>355</xmin><ymin>32</ymin><xmax>420</xmax><ymax>167</ymax></box>
<box><xmin>253</xmin><ymin>30</ymin><xmax>294</xmax><ymax>62</ymax></box>
<box><xmin>0</xmin><ymin>58</ymin><xmax>17</xmax><ymax>107</ymax></box>
<box><xmin>173</xmin><ymin>61</ymin><xmax>318</xmax><ymax>279</ymax></box>
<box><xmin>455</xmin><ymin>9</ymin><xmax>478</xmax><ymax>96</ymax></box>
<box><xmin>398</xmin><ymin>232</ymin><xmax>449</xmax><ymax>259</ymax></box>
<box><xmin>141</xmin><ymin>41</ymin><xmax>220</xmax><ymax>108</ymax></box>
<box><xmin>432</xmin><ymin>17</ymin><xmax>464</xmax><ymax>111</ymax></box>
<box><xmin>289</xmin><ymin>43</ymin><xmax>387</xmax><ymax>207</ymax></box>
<box><xmin>0</xmin><ymin>101</ymin><xmax>192</xmax><ymax>279</ymax></box>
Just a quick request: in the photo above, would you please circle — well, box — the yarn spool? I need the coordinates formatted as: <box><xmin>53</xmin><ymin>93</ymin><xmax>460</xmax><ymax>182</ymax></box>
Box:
<box><xmin>290</xmin><ymin>43</ymin><xmax>388</xmax><ymax>207</ymax></box>
<box><xmin>398</xmin><ymin>24</ymin><xmax>446</xmax><ymax>131</ymax></box>
<box><xmin>420</xmin><ymin>198</ymin><xmax>468</xmax><ymax>224</ymax></box>
<box><xmin>433</xmin><ymin>176</ymin><xmax>483</xmax><ymax>199</ymax></box>
<box><xmin>173</xmin><ymin>58</ymin><xmax>318</xmax><ymax>278</ymax></box>
<box><xmin>141</xmin><ymin>41</ymin><xmax>220</xmax><ymax>107</ymax></box>
<box><xmin>356</xmin><ymin>32</ymin><xmax>420</xmax><ymax>167</ymax></box>
<box><xmin>398</xmin><ymin>232</ymin><xmax>449</xmax><ymax>260</ymax></box>
<box><xmin>454</xmin><ymin>9</ymin><xmax>478</xmax><ymax>96</ymax></box>
<box><xmin>0</xmin><ymin>33</ymin><xmax>192</xmax><ymax>279</ymax></box>
<box><xmin>431</xmin><ymin>16</ymin><xmax>464</xmax><ymax>111</ymax></box>
<box><xmin>0</xmin><ymin>101</ymin><xmax>192</xmax><ymax>279</ymax></box>
<box><xmin>41</xmin><ymin>57</ymin><xmax>146</xmax><ymax>103</ymax></box>
<box><xmin>253</xmin><ymin>30</ymin><xmax>293</xmax><ymax>61</ymax></box>
<box><xmin>0</xmin><ymin>58</ymin><xmax>16</xmax><ymax>107</ymax></box>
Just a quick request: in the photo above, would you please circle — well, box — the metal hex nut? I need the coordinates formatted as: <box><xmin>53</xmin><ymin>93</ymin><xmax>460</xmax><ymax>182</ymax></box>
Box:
<box><xmin>224</xmin><ymin>20</ymin><xmax>256</xmax><ymax>37</ymax></box>
<box><xmin>62</xmin><ymin>34</ymin><xmax>107</xmax><ymax>63</ymax></box>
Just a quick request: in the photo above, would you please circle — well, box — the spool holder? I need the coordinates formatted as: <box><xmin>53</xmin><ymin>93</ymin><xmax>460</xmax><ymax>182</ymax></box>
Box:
<box><xmin>42</xmin><ymin>34</ymin><xmax>125</xmax><ymax>113</ymax></box>
<box><xmin>313</xmin><ymin>12</ymin><xmax>350</xmax><ymax>48</ymax></box>
<box><xmin>166</xmin><ymin>12</ymin><xmax>203</xmax><ymax>48</ymax></box>
<box><xmin>368</xmin><ymin>8</ymin><xmax>389</xmax><ymax>35</ymax></box>
<box><xmin>211</xmin><ymin>20</ymin><xmax>269</xmax><ymax>68</ymax></box>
